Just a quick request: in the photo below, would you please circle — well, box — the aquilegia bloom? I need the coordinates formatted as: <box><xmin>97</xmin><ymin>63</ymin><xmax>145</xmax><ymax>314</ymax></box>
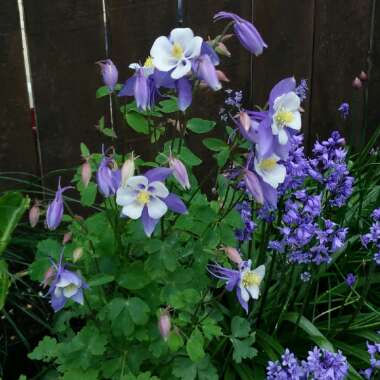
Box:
<box><xmin>96</xmin><ymin>59</ymin><xmax>118</xmax><ymax>91</ymax></box>
<box><xmin>46</xmin><ymin>178</ymin><xmax>73</xmax><ymax>230</ymax></box>
<box><xmin>116</xmin><ymin>168</ymin><xmax>187</xmax><ymax>237</ymax></box>
<box><xmin>46</xmin><ymin>254</ymin><xmax>88</xmax><ymax>312</ymax></box>
<box><xmin>150</xmin><ymin>28</ymin><xmax>203</xmax><ymax>79</ymax></box>
<box><xmin>96</xmin><ymin>149</ymin><xmax>121</xmax><ymax>197</ymax></box>
<box><xmin>214</xmin><ymin>12</ymin><xmax>267</xmax><ymax>56</ymax></box>
<box><xmin>208</xmin><ymin>260</ymin><xmax>265</xmax><ymax>313</ymax></box>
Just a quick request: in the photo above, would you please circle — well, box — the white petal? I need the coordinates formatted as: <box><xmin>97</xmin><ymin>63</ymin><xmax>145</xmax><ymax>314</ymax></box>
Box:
<box><xmin>147</xmin><ymin>196</ymin><xmax>168</xmax><ymax>219</ymax></box>
<box><xmin>271</xmin><ymin>120</ymin><xmax>280</xmax><ymax>135</ymax></box>
<box><xmin>150</xmin><ymin>36</ymin><xmax>178</xmax><ymax>71</ymax></box>
<box><xmin>287</xmin><ymin>111</ymin><xmax>301</xmax><ymax>130</ymax></box>
<box><xmin>170</xmin><ymin>28</ymin><xmax>194</xmax><ymax>47</ymax></box>
<box><xmin>116</xmin><ymin>187</ymin><xmax>137</xmax><ymax>206</ymax></box>
<box><xmin>240</xmin><ymin>286</ymin><xmax>250</xmax><ymax>302</ymax></box>
<box><xmin>184</xmin><ymin>36</ymin><xmax>203</xmax><ymax>58</ymax></box>
<box><xmin>278</xmin><ymin>128</ymin><xmax>289</xmax><ymax>145</ymax></box>
<box><xmin>247</xmin><ymin>285</ymin><xmax>259</xmax><ymax>299</ymax></box>
<box><xmin>129</xmin><ymin>63</ymin><xmax>141</xmax><ymax>70</ymax></box>
<box><xmin>121</xmin><ymin>201</ymin><xmax>144</xmax><ymax>219</ymax></box>
<box><xmin>262</xmin><ymin>163</ymin><xmax>286</xmax><ymax>188</ymax></box>
<box><xmin>253</xmin><ymin>265</ymin><xmax>265</xmax><ymax>280</ymax></box>
<box><xmin>148</xmin><ymin>181</ymin><xmax>169</xmax><ymax>198</ymax></box>
<box><xmin>126</xmin><ymin>175</ymin><xmax>148</xmax><ymax>190</ymax></box>
<box><xmin>274</xmin><ymin>92</ymin><xmax>300</xmax><ymax>112</ymax></box>
<box><xmin>54</xmin><ymin>287</ymin><xmax>62</xmax><ymax>297</ymax></box>
<box><xmin>63</xmin><ymin>284</ymin><xmax>79</xmax><ymax>298</ymax></box>
<box><xmin>171</xmin><ymin>59</ymin><xmax>191</xmax><ymax>79</ymax></box>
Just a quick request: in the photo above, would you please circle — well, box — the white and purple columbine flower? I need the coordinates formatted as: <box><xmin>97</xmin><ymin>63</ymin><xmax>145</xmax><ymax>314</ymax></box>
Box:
<box><xmin>46</xmin><ymin>178</ymin><xmax>73</xmax><ymax>230</ymax></box>
<box><xmin>96</xmin><ymin>59</ymin><xmax>118</xmax><ymax>92</ymax></box>
<box><xmin>150</xmin><ymin>28</ymin><xmax>203</xmax><ymax>80</ymax></box>
<box><xmin>208</xmin><ymin>259</ymin><xmax>265</xmax><ymax>313</ymax></box>
<box><xmin>213</xmin><ymin>12</ymin><xmax>267</xmax><ymax>56</ymax></box>
<box><xmin>96</xmin><ymin>149</ymin><xmax>121</xmax><ymax>197</ymax></box>
<box><xmin>116</xmin><ymin>168</ymin><xmax>187</xmax><ymax>237</ymax></box>
<box><xmin>46</xmin><ymin>255</ymin><xmax>88</xmax><ymax>312</ymax></box>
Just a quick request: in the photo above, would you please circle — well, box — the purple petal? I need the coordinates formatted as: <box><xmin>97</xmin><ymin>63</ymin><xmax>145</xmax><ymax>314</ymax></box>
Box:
<box><xmin>163</xmin><ymin>193</ymin><xmax>187</xmax><ymax>214</ymax></box>
<box><xmin>141</xmin><ymin>207</ymin><xmax>160</xmax><ymax>237</ymax></box>
<box><xmin>269</xmin><ymin>77</ymin><xmax>296</xmax><ymax>106</ymax></box>
<box><xmin>144</xmin><ymin>167</ymin><xmax>172</xmax><ymax>182</ymax></box>
<box><xmin>260</xmin><ymin>180</ymin><xmax>278</xmax><ymax>208</ymax></box>
<box><xmin>71</xmin><ymin>289</ymin><xmax>84</xmax><ymax>305</ymax></box>
<box><xmin>236</xmin><ymin>287</ymin><xmax>249</xmax><ymax>314</ymax></box>
<box><xmin>118</xmin><ymin>75</ymin><xmax>136</xmax><ymax>97</ymax></box>
<box><xmin>176</xmin><ymin>77</ymin><xmax>192</xmax><ymax>111</ymax></box>
<box><xmin>213</xmin><ymin>11</ymin><xmax>241</xmax><ymax>23</ymax></box>
<box><xmin>255</xmin><ymin>117</ymin><xmax>275</xmax><ymax>158</ymax></box>
<box><xmin>153</xmin><ymin>70</ymin><xmax>175</xmax><ymax>89</ymax></box>
<box><xmin>201</xmin><ymin>41</ymin><xmax>220</xmax><ymax>66</ymax></box>
<box><xmin>51</xmin><ymin>292</ymin><xmax>67</xmax><ymax>312</ymax></box>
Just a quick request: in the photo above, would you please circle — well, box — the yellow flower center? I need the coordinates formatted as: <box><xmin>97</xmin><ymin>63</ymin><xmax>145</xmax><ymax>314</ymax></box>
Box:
<box><xmin>144</xmin><ymin>56</ymin><xmax>154</xmax><ymax>68</ymax></box>
<box><xmin>64</xmin><ymin>283</ymin><xmax>78</xmax><ymax>293</ymax></box>
<box><xmin>260</xmin><ymin>158</ymin><xmax>277</xmax><ymax>171</ymax></box>
<box><xmin>275</xmin><ymin>109</ymin><xmax>294</xmax><ymax>126</ymax></box>
<box><xmin>242</xmin><ymin>271</ymin><xmax>261</xmax><ymax>288</ymax></box>
<box><xmin>137</xmin><ymin>190</ymin><xmax>150</xmax><ymax>205</ymax></box>
<box><xmin>171</xmin><ymin>42</ymin><xmax>184</xmax><ymax>60</ymax></box>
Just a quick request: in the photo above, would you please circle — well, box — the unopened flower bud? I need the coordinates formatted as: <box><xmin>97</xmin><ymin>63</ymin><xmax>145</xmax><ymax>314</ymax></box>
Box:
<box><xmin>81</xmin><ymin>160</ymin><xmax>92</xmax><ymax>188</ymax></box>
<box><xmin>359</xmin><ymin>71</ymin><xmax>368</xmax><ymax>81</ymax></box>
<box><xmin>223</xmin><ymin>246</ymin><xmax>242</xmax><ymax>264</ymax></box>
<box><xmin>216</xmin><ymin>70</ymin><xmax>230</xmax><ymax>83</ymax></box>
<box><xmin>169</xmin><ymin>155</ymin><xmax>190</xmax><ymax>190</ymax></box>
<box><xmin>96</xmin><ymin>59</ymin><xmax>118</xmax><ymax>91</ymax></box>
<box><xmin>244</xmin><ymin>169</ymin><xmax>264</xmax><ymax>204</ymax></box>
<box><xmin>73</xmin><ymin>247</ymin><xmax>84</xmax><ymax>263</ymax></box>
<box><xmin>62</xmin><ymin>232</ymin><xmax>72</xmax><ymax>245</ymax></box>
<box><xmin>215</xmin><ymin>42</ymin><xmax>231</xmax><ymax>57</ymax></box>
<box><xmin>43</xmin><ymin>267</ymin><xmax>56</xmax><ymax>288</ymax></box>
<box><xmin>194</xmin><ymin>54</ymin><xmax>221</xmax><ymax>91</ymax></box>
<box><xmin>239</xmin><ymin>111</ymin><xmax>251</xmax><ymax>133</ymax></box>
<box><xmin>158</xmin><ymin>311</ymin><xmax>171</xmax><ymax>341</ymax></box>
<box><xmin>352</xmin><ymin>77</ymin><xmax>362</xmax><ymax>89</ymax></box>
<box><xmin>121</xmin><ymin>153</ymin><xmax>136</xmax><ymax>187</ymax></box>
<box><xmin>29</xmin><ymin>201</ymin><xmax>40</xmax><ymax>228</ymax></box>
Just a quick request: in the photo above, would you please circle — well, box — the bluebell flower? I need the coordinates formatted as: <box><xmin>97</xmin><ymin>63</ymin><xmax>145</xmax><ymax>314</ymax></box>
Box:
<box><xmin>361</xmin><ymin>208</ymin><xmax>380</xmax><ymax>265</ymax></box>
<box><xmin>345</xmin><ymin>273</ymin><xmax>356</xmax><ymax>287</ymax></box>
<box><xmin>235</xmin><ymin>201</ymin><xmax>256</xmax><ymax>241</ymax></box>
<box><xmin>338</xmin><ymin>102</ymin><xmax>350</xmax><ymax>119</ymax></box>
<box><xmin>267</xmin><ymin>349</ymin><xmax>306</xmax><ymax>380</ymax></box>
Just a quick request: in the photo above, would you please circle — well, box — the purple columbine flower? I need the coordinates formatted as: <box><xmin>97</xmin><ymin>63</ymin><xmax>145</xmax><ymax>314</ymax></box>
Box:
<box><xmin>345</xmin><ymin>273</ymin><xmax>356</xmax><ymax>287</ymax></box>
<box><xmin>193</xmin><ymin>54</ymin><xmax>222</xmax><ymax>91</ymax></box>
<box><xmin>338</xmin><ymin>102</ymin><xmax>350</xmax><ymax>119</ymax></box>
<box><xmin>214</xmin><ymin>12</ymin><xmax>267</xmax><ymax>56</ymax></box>
<box><xmin>208</xmin><ymin>260</ymin><xmax>265</xmax><ymax>313</ymax></box>
<box><xmin>115</xmin><ymin>167</ymin><xmax>187</xmax><ymax>237</ymax></box>
<box><xmin>46</xmin><ymin>254</ymin><xmax>88</xmax><ymax>312</ymax></box>
<box><xmin>96</xmin><ymin>152</ymin><xmax>121</xmax><ymax>198</ymax></box>
<box><xmin>46</xmin><ymin>178</ymin><xmax>73</xmax><ymax>230</ymax></box>
<box><xmin>96</xmin><ymin>59</ymin><xmax>118</xmax><ymax>91</ymax></box>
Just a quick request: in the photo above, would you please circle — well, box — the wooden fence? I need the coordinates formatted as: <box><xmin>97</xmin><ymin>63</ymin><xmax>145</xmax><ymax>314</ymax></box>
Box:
<box><xmin>1</xmin><ymin>0</ymin><xmax>379</xmax><ymax>186</ymax></box>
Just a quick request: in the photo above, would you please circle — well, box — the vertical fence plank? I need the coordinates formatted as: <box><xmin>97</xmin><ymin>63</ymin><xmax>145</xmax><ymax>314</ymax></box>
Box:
<box><xmin>309</xmin><ymin>1</ymin><xmax>371</xmax><ymax>148</ymax></box>
<box><xmin>252</xmin><ymin>1</ymin><xmax>316</xmax><ymax>145</ymax></box>
<box><xmin>23</xmin><ymin>1</ymin><xmax>107</xmax><ymax>178</ymax></box>
<box><xmin>0</xmin><ymin>1</ymin><xmax>36</xmax><ymax>185</ymax></box>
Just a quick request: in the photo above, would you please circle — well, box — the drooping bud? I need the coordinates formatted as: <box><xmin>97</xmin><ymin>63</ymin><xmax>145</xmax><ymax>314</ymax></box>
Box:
<box><xmin>244</xmin><ymin>169</ymin><xmax>264</xmax><ymax>204</ymax></box>
<box><xmin>194</xmin><ymin>54</ymin><xmax>222</xmax><ymax>91</ymax></box>
<box><xmin>62</xmin><ymin>232</ymin><xmax>72</xmax><ymax>245</ymax></box>
<box><xmin>121</xmin><ymin>153</ymin><xmax>136</xmax><ymax>187</ymax></box>
<box><xmin>43</xmin><ymin>267</ymin><xmax>56</xmax><ymax>288</ymax></box>
<box><xmin>215</xmin><ymin>42</ymin><xmax>231</xmax><ymax>57</ymax></box>
<box><xmin>73</xmin><ymin>247</ymin><xmax>84</xmax><ymax>263</ymax></box>
<box><xmin>29</xmin><ymin>201</ymin><xmax>40</xmax><ymax>228</ymax></box>
<box><xmin>96</xmin><ymin>59</ymin><xmax>118</xmax><ymax>91</ymax></box>
<box><xmin>359</xmin><ymin>71</ymin><xmax>368</xmax><ymax>81</ymax></box>
<box><xmin>81</xmin><ymin>160</ymin><xmax>92</xmax><ymax>188</ymax></box>
<box><xmin>169</xmin><ymin>155</ymin><xmax>190</xmax><ymax>190</ymax></box>
<box><xmin>223</xmin><ymin>246</ymin><xmax>242</xmax><ymax>264</ymax></box>
<box><xmin>239</xmin><ymin>111</ymin><xmax>251</xmax><ymax>133</ymax></box>
<box><xmin>158</xmin><ymin>311</ymin><xmax>171</xmax><ymax>341</ymax></box>
<box><xmin>135</xmin><ymin>69</ymin><xmax>150</xmax><ymax>111</ymax></box>
<box><xmin>96</xmin><ymin>152</ymin><xmax>121</xmax><ymax>197</ymax></box>
<box><xmin>352</xmin><ymin>77</ymin><xmax>363</xmax><ymax>89</ymax></box>
<box><xmin>216</xmin><ymin>70</ymin><xmax>230</xmax><ymax>82</ymax></box>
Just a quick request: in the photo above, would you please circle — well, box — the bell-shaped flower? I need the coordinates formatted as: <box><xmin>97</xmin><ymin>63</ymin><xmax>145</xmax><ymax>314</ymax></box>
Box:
<box><xmin>209</xmin><ymin>259</ymin><xmax>265</xmax><ymax>313</ymax></box>
<box><xmin>214</xmin><ymin>12</ymin><xmax>267</xmax><ymax>56</ymax></box>
<box><xmin>116</xmin><ymin>168</ymin><xmax>187</xmax><ymax>237</ymax></box>
<box><xmin>96</xmin><ymin>149</ymin><xmax>121</xmax><ymax>197</ymax></box>
<box><xmin>96</xmin><ymin>59</ymin><xmax>118</xmax><ymax>91</ymax></box>
<box><xmin>169</xmin><ymin>154</ymin><xmax>190</xmax><ymax>190</ymax></box>
<box><xmin>193</xmin><ymin>54</ymin><xmax>222</xmax><ymax>91</ymax></box>
<box><xmin>46</xmin><ymin>254</ymin><xmax>88</xmax><ymax>312</ymax></box>
<box><xmin>254</xmin><ymin>154</ymin><xmax>286</xmax><ymax>189</ymax></box>
<box><xmin>150</xmin><ymin>28</ymin><xmax>203</xmax><ymax>79</ymax></box>
<box><xmin>46</xmin><ymin>178</ymin><xmax>73</xmax><ymax>230</ymax></box>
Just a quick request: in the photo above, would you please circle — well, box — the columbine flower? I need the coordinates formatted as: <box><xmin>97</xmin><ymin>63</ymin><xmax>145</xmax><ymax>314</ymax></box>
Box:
<box><xmin>214</xmin><ymin>12</ymin><xmax>267</xmax><ymax>56</ymax></box>
<box><xmin>345</xmin><ymin>273</ymin><xmax>356</xmax><ymax>288</ymax></box>
<box><xmin>46</xmin><ymin>178</ymin><xmax>73</xmax><ymax>230</ymax></box>
<box><xmin>46</xmin><ymin>254</ymin><xmax>88</xmax><ymax>312</ymax></box>
<box><xmin>254</xmin><ymin>154</ymin><xmax>286</xmax><ymax>189</ymax></box>
<box><xmin>150</xmin><ymin>28</ymin><xmax>203</xmax><ymax>79</ymax></box>
<box><xmin>96</xmin><ymin>149</ymin><xmax>121</xmax><ymax>197</ymax></box>
<box><xmin>116</xmin><ymin>168</ymin><xmax>187</xmax><ymax>237</ymax></box>
<box><xmin>193</xmin><ymin>54</ymin><xmax>221</xmax><ymax>91</ymax></box>
<box><xmin>338</xmin><ymin>102</ymin><xmax>350</xmax><ymax>119</ymax></box>
<box><xmin>208</xmin><ymin>260</ymin><xmax>265</xmax><ymax>313</ymax></box>
<box><xmin>96</xmin><ymin>59</ymin><xmax>118</xmax><ymax>91</ymax></box>
<box><xmin>168</xmin><ymin>155</ymin><xmax>190</xmax><ymax>190</ymax></box>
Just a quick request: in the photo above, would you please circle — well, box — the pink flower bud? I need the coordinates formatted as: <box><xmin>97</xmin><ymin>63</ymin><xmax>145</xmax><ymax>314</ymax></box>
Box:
<box><xmin>62</xmin><ymin>232</ymin><xmax>72</xmax><ymax>245</ymax></box>
<box><xmin>359</xmin><ymin>71</ymin><xmax>368</xmax><ymax>81</ymax></box>
<box><xmin>215</xmin><ymin>42</ymin><xmax>231</xmax><ymax>57</ymax></box>
<box><xmin>158</xmin><ymin>311</ymin><xmax>171</xmax><ymax>340</ymax></box>
<box><xmin>239</xmin><ymin>111</ymin><xmax>251</xmax><ymax>133</ymax></box>
<box><xmin>81</xmin><ymin>160</ymin><xmax>92</xmax><ymax>188</ymax></box>
<box><xmin>244</xmin><ymin>169</ymin><xmax>264</xmax><ymax>204</ymax></box>
<box><xmin>352</xmin><ymin>77</ymin><xmax>362</xmax><ymax>89</ymax></box>
<box><xmin>223</xmin><ymin>246</ymin><xmax>242</xmax><ymax>264</ymax></box>
<box><xmin>169</xmin><ymin>155</ymin><xmax>190</xmax><ymax>190</ymax></box>
<box><xmin>29</xmin><ymin>202</ymin><xmax>40</xmax><ymax>228</ymax></box>
<box><xmin>216</xmin><ymin>70</ymin><xmax>230</xmax><ymax>83</ymax></box>
<box><xmin>121</xmin><ymin>153</ymin><xmax>136</xmax><ymax>187</ymax></box>
<box><xmin>43</xmin><ymin>267</ymin><xmax>55</xmax><ymax>288</ymax></box>
<box><xmin>73</xmin><ymin>247</ymin><xmax>83</xmax><ymax>263</ymax></box>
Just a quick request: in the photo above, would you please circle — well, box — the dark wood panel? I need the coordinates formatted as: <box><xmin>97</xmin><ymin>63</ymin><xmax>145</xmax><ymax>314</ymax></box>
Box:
<box><xmin>252</xmin><ymin>0</ymin><xmax>315</xmax><ymax>145</ymax></box>
<box><xmin>23</xmin><ymin>0</ymin><xmax>107</xmax><ymax>177</ymax></box>
<box><xmin>0</xmin><ymin>1</ymin><xmax>36</xmax><ymax>185</ymax></box>
<box><xmin>310</xmin><ymin>0</ymin><xmax>371</xmax><ymax>149</ymax></box>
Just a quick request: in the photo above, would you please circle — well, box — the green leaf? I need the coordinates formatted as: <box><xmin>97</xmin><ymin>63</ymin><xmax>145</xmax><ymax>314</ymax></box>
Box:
<box><xmin>62</xmin><ymin>369</ymin><xmax>99</xmax><ymax>380</ymax></box>
<box><xmin>117</xmin><ymin>262</ymin><xmax>151</xmax><ymax>290</ymax></box>
<box><xmin>186</xmin><ymin>328</ymin><xmax>205</xmax><ymax>362</ymax></box>
<box><xmin>125</xmin><ymin>112</ymin><xmax>149</xmax><ymax>134</ymax></box>
<box><xmin>202</xmin><ymin>138</ymin><xmax>228</xmax><ymax>152</ymax></box>
<box><xmin>96</xmin><ymin>85</ymin><xmax>110</xmax><ymax>98</ymax></box>
<box><xmin>88</xmin><ymin>274</ymin><xmax>114</xmax><ymax>287</ymax></box>
<box><xmin>28</xmin><ymin>336</ymin><xmax>59</xmax><ymax>362</ymax></box>
<box><xmin>159</xmin><ymin>98</ymin><xmax>179</xmax><ymax>113</ymax></box>
<box><xmin>172</xmin><ymin>357</ymin><xmax>197</xmax><ymax>380</ymax></box>
<box><xmin>0</xmin><ymin>192</ymin><xmax>29</xmax><ymax>255</ymax></box>
<box><xmin>187</xmin><ymin>118</ymin><xmax>216</xmax><ymax>134</ymax></box>
<box><xmin>126</xmin><ymin>297</ymin><xmax>150</xmax><ymax>325</ymax></box>
<box><xmin>201</xmin><ymin>317</ymin><xmax>222</xmax><ymax>340</ymax></box>
<box><xmin>168</xmin><ymin>331</ymin><xmax>184</xmax><ymax>352</ymax></box>
<box><xmin>80</xmin><ymin>142</ymin><xmax>90</xmax><ymax>158</ymax></box>
<box><xmin>215</xmin><ymin>149</ymin><xmax>229</xmax><ymax>167</ymax></box>
<box><xmin>231</xmin><ymin>316</ymin><xmax>251</xmax><ymax>338</ymax></box>
<box><xmin>79</xmin><ymin>182</ymin><xmax>97</xmax><ymax>207</ymax></box>
<box><xmin>179</xmin><ymin>146</ymin><xmax>202</xmax><ymax>167</ymax></box>
<box><xmin>231</xmin><ymin>336</ymin><xmax>258</xmax><ymax>363</ymax></box>
<box><xmin>97</xmin><ymin>116</ymin><xmax>117</xmax><ymax>138</ymax></box>
<box><xmin>0</xmin><ymin>260</ymin><xmax>10</xmax><ymax>311</ymax></box>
